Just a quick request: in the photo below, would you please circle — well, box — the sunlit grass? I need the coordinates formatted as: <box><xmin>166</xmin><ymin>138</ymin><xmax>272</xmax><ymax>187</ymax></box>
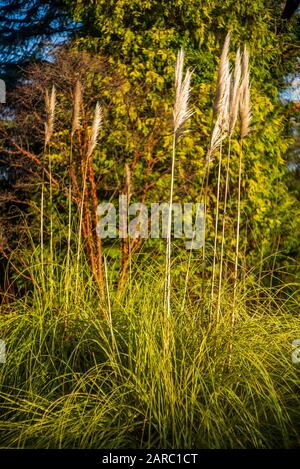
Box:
<box><xmin>0</xmin><ymin>250</ymin><xmax>299</xmax><ymax>449</ymax></box>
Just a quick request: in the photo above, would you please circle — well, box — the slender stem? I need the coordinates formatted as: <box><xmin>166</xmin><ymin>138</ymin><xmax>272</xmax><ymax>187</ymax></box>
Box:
<box><xmin>65</xmin><ymin>135</ymin><xmax>73</xmax><ymax>330</ymax></box>
<box><xmin>210</xmin><ymin>142</ymin><xmax>223</xmax><ymax>321</ymax></box>
<box><xmin>75</xmin><ymin>156</ymin><xmax>89</xmax><ymax>295</ymax></box>
<box><xmin>216</xmin><ymin>138</ymin><xmax>231</xmax><ymax>323</ymax></box>
<box><xmin>228</xmin><ymin>143</ymin><xmax>242</xmax><ymax>368</ymax></box>
<box><xmin>270</xmin><ymin>236</ymin><xmax>281</xmax><ymax>290</ymax></box>
<box><xmin>181</xmin><ymin>161</ymin><xmax>208</xmax><ymax>312</ymax></box>
<box><xmin>88</xmin><ymin>153</ymin><xmax>104</xmax><ymax>292</ymax></box>
<box><xmin>243</xmin><ymin>219</ymin><xmax>248</xmax><ymax>294</ymax></box>
<box><xmin>181</xmin><ymin>249</ymin><xmax>192</xmax><ymax>313</ymax></box>
<box><xmin>232</xmin><ymin>140</ymin><xmax>243</xmax><ymax>326</ymax></box>
<box><xmin>165</xmin><ymin>133</ymin><xmax>176</xmax><ymax>317</ymax></box>
<box><xmin>201</xmin><ymin>166</ymin><xmax>210</xmax><ymax>318</ymax></box>
<box><xmin>127</xmin><ymin>181</ymin><xmax>132</xmax><ymax>299</ymax></box>
<box><xmin>48</xmin><ymin>143</ymin><xmax>54</xmax><ymax>303</ymax></box>
<box><xmin>104</xmin><ymin>254</ymin><xmax>115</xmax><ymax>350</ymax></box>
<box><xmin>258</xmin><ymin>243</ymin><xmax>264</xmax><ymax>288</ymax></box>
<box><xmin>40</xmin><ymin>156</ymin><xmax>45</xmax><ymax>290</ymax></box>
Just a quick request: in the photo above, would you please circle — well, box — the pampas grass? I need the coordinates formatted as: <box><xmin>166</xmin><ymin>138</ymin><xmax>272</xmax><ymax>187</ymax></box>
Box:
<box><xmin>45</xmin><ymin>86</ymin><xmax>56</xmax><ymax>145</ymax></box>
<box><xmin>75</xmin><ymin>102</ymin><xmax>103</xmax><ymax>294</ymax></box>
<box><xmin>66</xmin><ymin>81</ymin><xmax>83</xmax><ymax>329</ymax></box>
<box><xmin>165</xmin><ymin>48</ymin><xmax>192</xmax><ymax>317</ymax></box>
<box><xmin>213</xmin><ymin>33</ymin><xmax>231</xmax><ymax>118</ymax></box>
<box><xmin>72</xmin><ymin>80</ymin><xmax>82</xmax><ymax>135</ymax></box>
<box><xmin>210</xmin><ymin>70</ymin><xmax>231</xmax><ymax>319</ymax></box>
<box><xmin>2</xmin><ymin>33</ymin><xmax>300</xmax><ymax>451</ymax></box>
<box><xmin>240</xmin><ymin>45</ymin><xmax>251</xmax><ymax>139</ymax></box>
<box><xmin>229</xmin><ymin>48</ymin><xmax>242</xmax><ymax>136</ymax></box>
<box><xmin>216</xmin><ymin>46</ymin><xmax>242</xmax><ymax>322</ymax></box>
<box><xmin>173</xmin><ymin>49</ymin><xmax>193</xmax><ymax>139</ymax></box>
<box><xmin>206</xmin><ymin>35</ymin><xmax>231</xmax><ymax>320</ymax></box>
<box><xmin>87</xmin><ymin>102</ymin><xmax>103</xmax><ymax>158</ymax></box>
<box><xmin>232</xmin><ymin>45</ymin><xmax>251</xmax><ymax>323</ymax></box>
<box><xmin>207</xmin><ymin>66</ymin><xmax>231</xmax><ymax>163</ymax></box>
<box><xmin>42</xmin><ymin>86</ymin><xmax>56</xmax><ymax>298</ymax></box>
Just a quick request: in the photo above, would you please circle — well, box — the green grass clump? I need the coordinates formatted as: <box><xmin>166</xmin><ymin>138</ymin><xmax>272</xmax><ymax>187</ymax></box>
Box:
<box><xmin>0</xmin><ymin>258</ymin><xmax>299</xmax><ymax>449</ymax></box>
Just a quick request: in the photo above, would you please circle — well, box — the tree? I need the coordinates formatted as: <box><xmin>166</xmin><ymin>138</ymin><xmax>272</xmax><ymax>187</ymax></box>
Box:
<box><xmin>2</xmin><ymin>0</ymin><xmax>300</xmax><ymax>288</ymax></box>
<box><xmin>65</xmin><ymin>0</ymin><xmax>300</xmax><ymax>267</ymax></box>
<box><xmin>281</xmin><ymin>0</ymin><xmax>300</xmax><ymax>19</ymax></box>
<box><xmin>0</xmin><ymin>0</ymin><xmax>78</xmax><ymax>87</ymax></box>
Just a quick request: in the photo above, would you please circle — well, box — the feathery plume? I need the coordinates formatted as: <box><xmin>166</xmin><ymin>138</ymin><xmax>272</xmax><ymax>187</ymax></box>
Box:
<box><xmin>213</xmin><ymin>33</ymin><xmax>231</xmax><ymax>118</ymax></box>
<box><xmin>173</xmin><ymin>48</ymin><xmax>193</xmax><ymax>140</ymax></box>
<box><xmin>229</xmin><ymin>47</ymin><xmax>242</xmax><ymax>136</ymax></box>
<box><xmin>125</xmin><ymin>163</ymin><xmax>131</xmax><ymax>196</ymax></box>
<box><xmin>241</xmin><ymin>44</ymin><xmax>249</xmax><ymax>78</ymax></box>
<box><xmin>207</xmin><ymin>71</ymin><xmax>231</xmax><ymax>161</ymax></box>
<box><xmin>72</xmin><ymin>80</ymin><xmax>82</xmax><ymax>135</ymax></box>
<box><xmin>87</xmin><ymin>102</ymin><xmax>103</xmax><ymax>158</ymax></box>
<box><xmin>239</xmin><ymin>45</ymin><xmax>251</xmax><ymax>139</ymax></box>
<box><xmin>207</xmin><ymin>115</ymin><xmax>223</xmax><ymax>162</ymax></box>
<box><xmin>45</xmin><ymin>85</ymin><xmax>56</xmax><ymax>145</ymax></box>
<box><xmin>219</xmin><ymin>55</ymin><xmax>231</xmax><ymax>132</ymax></box>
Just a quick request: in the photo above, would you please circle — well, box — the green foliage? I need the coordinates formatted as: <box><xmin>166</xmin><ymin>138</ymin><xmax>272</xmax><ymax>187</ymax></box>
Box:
<box><xmin>0</xmin><ymin>253</ymin><xmax>300</xmax><ymax>448</ymax></box>
<box><xmin>61</xmin><ymin>0</ymin><xmax>300</xmax><ymax>266</ymax></box>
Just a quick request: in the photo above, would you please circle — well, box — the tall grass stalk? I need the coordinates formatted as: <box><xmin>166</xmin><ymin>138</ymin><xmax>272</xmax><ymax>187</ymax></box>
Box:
<box><xmin>233</xmin><ymin>45</ymin><xmax>251</xmax><ymax>325</ymax></box>
<box><xmin>165</xmin><ymin>133</ymin><xmax>176</xmax><ymax>317</ymax></box>
<box><xmin>40</xmin><ymin>160</ymin><xmax>45</xmax><ymax>290</ymax></box>
<box><xmin>126</xmin><ymin>163</ymin><xmax>132</xmax><ymax>296</ymax></box>
<box><xmin>165</xmin><ymin>49</ymin><xmax>192</xmax><ymax>317</ymax></box>
<box><xmin>204</xmin><ymin>114</ymin><xmax>229</xmax><ymax>316</ymax></box>
<box><xmin>182</xmin><ymin>35</ymin><xmax>231</xmax><ymax>317</ymax></box>
<box><xmin>65</xmin><ymin>81</ymin><xmax>82</xmax><ymax>328</ymax></box>
<box><xmin>75</xmin><ymin>102</ymin><xmax>102</xmax><ymax>295</ymax></box>
<box><xmin>209</xmin><ymin>36</ymin><xmax>231</xmax><ymax>320</ymax></box>
<box><xmin>209</xmin><ymin>143</ymin><xmax>222</xmax><ymax>319</ymax></box>
<box><xmin>103</xmin><ymin>254</ymin><xmax>116</xmax><ymax>352</ymax></box>
<box><xmin>44</xmin><ymin>86</ymin><xmax>56</xmax><ymax>299</ymax></box>
<box><xmin>216</xmin><ymin>48</ymin><xmax>241</xmax><ymax>322</ymax></box>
